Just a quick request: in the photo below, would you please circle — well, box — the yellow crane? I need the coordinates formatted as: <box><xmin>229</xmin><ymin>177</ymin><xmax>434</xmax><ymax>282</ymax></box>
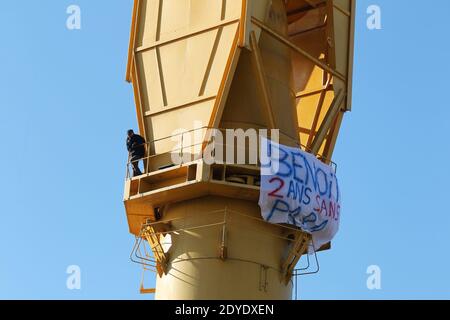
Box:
<box><xmin>124</xmin><ymin>0</ymin><xmax>355</xmax><ymax>299</ymax></box>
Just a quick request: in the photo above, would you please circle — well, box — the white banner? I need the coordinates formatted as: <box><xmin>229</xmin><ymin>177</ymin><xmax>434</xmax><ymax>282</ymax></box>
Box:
<box><xmin>258</xmin><ymin>137</ymin><xmax>341</xmax><ymax>251</ymax></box>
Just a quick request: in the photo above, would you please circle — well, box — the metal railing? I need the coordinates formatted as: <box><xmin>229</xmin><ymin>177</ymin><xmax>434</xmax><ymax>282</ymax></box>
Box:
<box><xmin>126</xmin><ymin>126</ymin><xmax>338</xmax><ymax>180</ymax></box>
<box><xmin>131</xmin><ymin>207</ymin><xmax>322</xmax><ymax>298</ymax></box>
<box><xmin>130</xmin><ymin>208</ymin><xmax>317</xmax><ymax>273</ymax></box>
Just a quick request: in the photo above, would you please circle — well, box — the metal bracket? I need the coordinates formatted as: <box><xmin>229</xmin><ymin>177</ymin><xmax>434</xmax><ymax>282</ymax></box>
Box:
<box><xmin>219</xmin><ymin>208</ymin><xmax>228</xmax><ymax>261</ymax></box>
<box><xmin>259</xmin><ymin>265</ymin><xmax>269</xmax><ymax>292</ymax></box>
<box><xmin>219</xmin><ymin>224</ymin><xmax>228</xmax><ymax>260</ymax></box>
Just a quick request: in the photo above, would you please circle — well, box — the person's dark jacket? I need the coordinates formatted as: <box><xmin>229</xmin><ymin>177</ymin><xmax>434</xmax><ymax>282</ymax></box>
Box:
<box><xmin>127</xmin><ymin>134</ymin><xmax>146</xmax><ymax>159</ymax></box>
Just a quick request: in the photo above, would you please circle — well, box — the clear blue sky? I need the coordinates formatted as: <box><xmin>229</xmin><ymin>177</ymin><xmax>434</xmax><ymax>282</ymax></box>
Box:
<box><xmin>0</xmin><ymin>0</ymin><xmax>449</xmax><ymax>300</ymax></box>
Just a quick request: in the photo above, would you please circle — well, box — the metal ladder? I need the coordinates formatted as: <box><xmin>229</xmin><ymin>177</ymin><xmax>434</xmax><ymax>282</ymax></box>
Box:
<box><xmin>141</xmin><ymin>224</ymin><xmax>169</xmax><ymax>278</ymax></box>
<box><xmin>281</xmin><ymin>231</ymin><xmax>312</xmax><ymax>285</ymax></box>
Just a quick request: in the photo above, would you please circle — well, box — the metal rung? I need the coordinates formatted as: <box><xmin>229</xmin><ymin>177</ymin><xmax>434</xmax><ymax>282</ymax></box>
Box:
<box><xmin>140</xmin><ymin>286</ymin><xmax>156</xmax><ymax>294</ymax></box>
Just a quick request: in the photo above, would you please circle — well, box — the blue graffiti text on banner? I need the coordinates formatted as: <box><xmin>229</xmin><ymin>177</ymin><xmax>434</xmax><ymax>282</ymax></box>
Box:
<box><xmin>258</xmin><ymin>137</ymin><xmax>341</xmax><ymax>250</ymax></box>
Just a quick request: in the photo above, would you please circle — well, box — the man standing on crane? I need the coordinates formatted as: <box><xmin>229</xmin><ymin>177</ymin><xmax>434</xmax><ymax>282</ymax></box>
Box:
<box><xmin>127</xmin><ymin>129</ymin><xmax>146</xmax><ymax>177</ymax></box>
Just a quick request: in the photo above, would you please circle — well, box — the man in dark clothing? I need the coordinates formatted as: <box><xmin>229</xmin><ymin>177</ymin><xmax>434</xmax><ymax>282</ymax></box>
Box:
<box><xmin>127</xmin><ymin>129</ymin><xmax>146</xmax><ymax>177</ymax></box>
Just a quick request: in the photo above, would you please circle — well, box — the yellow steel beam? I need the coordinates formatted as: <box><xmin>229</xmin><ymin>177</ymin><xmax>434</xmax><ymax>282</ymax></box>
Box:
<box><xmin>310</xmin><ymin>89</ymin><xmax>345</xmax><ymax>155</ymax></box>
<box><xmin>208</xmin><ymin>28</ymin><xmax>242</xmax><ymax>129</ymax></box>
<box><xmin>346</xmin><ymin>0</ymin><xmax>356</xmax><ymax>110</ymax></box>
<box><xmin>322</xmin><ymin>109</ymin><xmax>344</xmax><ymax>163</ymax></box>
<box><xmin>251</xmin><ymin>16</ymin><xmax>346</xmax><ymax>82</ymax></box>
<box><xmin>131</xmin><ymin>54</ymin><xmax>146</xmax><ymax>138</ymax></box>
<box><xmin>238</xmin><ymin>0</ymin><xmax>248</xmax><ymax>47</ymax></box>
<box><xmin>249</xmin><ymin>31</ymin><xmax>276</xmax><ymax>129</ymax></box>
<box><xmin>126</xmin><ymin>0</ymin><xmax>139</xmax><ymax>82</ymax></box>
<box><xmin>306</xmin><ymin>89</ymin><xmax>328</xmax><ymax>148</ymax></box>
<box><xmin>135</xmin><ymin>18</ymin><xmax>240</xmax><ymax>53</ymax></box>
<box><xmin>144</xmin><ymin>95</ymin><xmax>217</xmax><ymax>118</ymax></box>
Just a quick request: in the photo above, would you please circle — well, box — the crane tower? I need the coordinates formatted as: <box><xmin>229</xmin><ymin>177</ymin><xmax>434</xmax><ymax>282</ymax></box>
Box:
<box><xmin>124</xmin><ymin>0</ymin><xmax>355</xmax><ymax>299</ymax></box>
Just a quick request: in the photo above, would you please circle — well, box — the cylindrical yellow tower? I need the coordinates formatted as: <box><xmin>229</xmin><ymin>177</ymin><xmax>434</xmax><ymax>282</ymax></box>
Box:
<box><xmin>154</xmin><ymin>197</ymin><xmax>293</xmax><ymax>300</ymax></box>
<box><xmin>124</xmin><ymin>0</ymin><xmax>355</xmax><ymax>300</ymax></box>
